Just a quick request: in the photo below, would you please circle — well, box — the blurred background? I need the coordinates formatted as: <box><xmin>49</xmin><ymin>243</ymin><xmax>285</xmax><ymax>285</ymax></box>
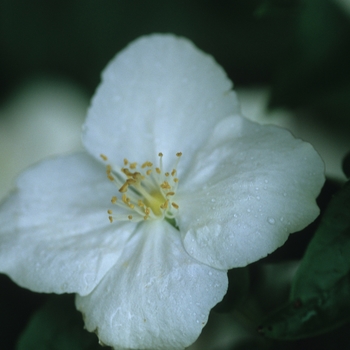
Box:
<box><xmin>0</xmin><ymin>0</ymin><xmax>350</xmax><ymax>349</ymax></box>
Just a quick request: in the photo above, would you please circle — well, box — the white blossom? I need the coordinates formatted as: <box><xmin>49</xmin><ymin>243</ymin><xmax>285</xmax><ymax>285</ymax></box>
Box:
<box><xmin>0</xmin><ymin>34</ymin><xmax>324</xmax><ymax>349</ymax></box>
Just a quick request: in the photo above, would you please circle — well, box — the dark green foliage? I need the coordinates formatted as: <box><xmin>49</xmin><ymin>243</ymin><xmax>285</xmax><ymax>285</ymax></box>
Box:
<box><xmin>260</xmin><ymin>182</ymin><xmax>350</xmax><ymax>340</ymax></box>
<box><xmin>16</xmin><ymin>295</ymin><xmax>105</xmax><ymax>350</ymax></box>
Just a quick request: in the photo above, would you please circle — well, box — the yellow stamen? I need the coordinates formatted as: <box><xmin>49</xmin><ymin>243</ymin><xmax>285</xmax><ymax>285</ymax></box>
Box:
<box><xmin>104</xmin><ymin>152</ymin><xmax>182</xmax><ymax>223</ymax></box>
<box><xmin>141</xmin><ymin>161</ymin><xmax>153</xmax><ymax>168</ymax></box>
<box><xmin>119</xmin><ymin>182</ymin><xmax>129</xmax><ymax>193</ymax></box>
<box><xmin>160</xmin><ymin>181</ymin><xmax>171</xmax><ymax>190</ymax></box>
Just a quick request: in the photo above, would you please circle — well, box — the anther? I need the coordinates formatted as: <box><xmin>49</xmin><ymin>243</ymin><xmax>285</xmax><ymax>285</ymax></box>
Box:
<box><xmin>119</xmin><ymin>182</ymin><xmax>129</xmax><ymax>193</ymax></box>
<box><xmin>124</xmin><ymin>158</ymin><xmax>129</xmax><ymax>165</ymax></box>
<box><xmin>160</xmin><ymin>181</ymin><xmax>171</xmax><ymax>189</ymax></box>
<box><xmin>141</xmin><ymin>161</ymin><xmax>153</xmax><ymax>168</ymax></box>
<box><xmin>109</xmin><ymin>216</ymin><xmax>113</xmax><ymax>223</ymax></box>
<box><xmin>176</xmin><ymin>152</ymin><xmax>182</xmax><ymax>157</ymax></box>
<box><xmin>100</xmin><ymin>154</ymin><xmax>108</xmax><ymax>161</ymax></box>
<box><xmin>107</xmin><ymin>209</ymin><xmax>113</xmax><ymax>215</ymax></box>
<box><xmin>171</xmin><ymin>202</ymin><xmax>179</xmax><ymax>209</ymax></box>
<box><xmin>130</xmin><ymin>162</ymin><xmax>137</xmax><ymax>169</ymax></box>
<box><xmin>122</xmin><ymin>168</ymin><xmax>133</xmax><ymax>177</ymax></box>
<box><xmin>128</xmin><ymin>215</ymin><xmax>133</xmax><ymax>220</ymax></box>
<box><xmin>156</xmin><ymin>167</ymin><xmax>161</xmax><ymax>174</ymax></box>
<box><xmin>160</xmin><ymin>201</ymin><xmax>169</xmax><ymax>210</ymax></box>
<box><xmin>166</xmin><ymin>192</ymin><xmax>175</xmax><ymax>196</ymax></box>
<box><xmin>122</xmin><ymin>194</ymin><xmax>128</xmax><ymax>203</ymax></box>
<box><xmin>111</xmin><ymin>196</ymin><xmax>117</xmax><ymax>204</ymax></box>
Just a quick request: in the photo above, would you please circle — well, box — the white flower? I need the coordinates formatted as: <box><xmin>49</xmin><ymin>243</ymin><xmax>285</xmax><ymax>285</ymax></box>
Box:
<box><xmin>0</xmin><ymin>34</ymin><xmax>324</xmax><ymax>350</ymax></box>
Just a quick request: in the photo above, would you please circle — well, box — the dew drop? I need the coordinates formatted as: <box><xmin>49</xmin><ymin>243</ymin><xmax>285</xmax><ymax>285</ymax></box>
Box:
<box><xmin>267</xmin><ymin>217</ymin><xmax>275</xmax><ymax>225</ymax></box>
<box><xmin>247</xmin><ymin>208</ymin><xmax>251</xmax><ymax>213</ymax></box>
<box><xmin>211</xmin><ymin>198</ymin><xmax>216</xmax><ymax>203</ymax></box>
<box><xmin>208</xmin><ymin>271</ymin><xmax>213</xmax><ymax>276</ymax></box>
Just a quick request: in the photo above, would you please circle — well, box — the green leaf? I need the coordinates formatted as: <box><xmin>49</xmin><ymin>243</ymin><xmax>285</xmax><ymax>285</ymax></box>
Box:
<box><xmin>291</xmin><ymin>182</ymin><xmax>350</xmax><ymax>299</ymax></box>
<box><xmin>259</xmin><ymin>273</ymin><xmax>350</xmax><ymax>339</ymax></box>
<box><xmin>260</xmin><ymin>181</ymin><xmax>350</xmax><ymax>339</ymax></box>
<box><xmin>17</xmin><ymin>294</ymin><xmax>105</xmax><ymax>350</ymax></box>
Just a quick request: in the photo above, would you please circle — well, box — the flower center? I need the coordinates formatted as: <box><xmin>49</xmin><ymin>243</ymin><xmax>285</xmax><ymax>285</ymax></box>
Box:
<box><xmin>144</xmin><ymin>191</ymin><xmax>166</xmax><ymax>216</ymax></box>
<box><xmin>100</xmin><ymin>152</ymin><xmax>181</xmax><ymax>222</ymax></box>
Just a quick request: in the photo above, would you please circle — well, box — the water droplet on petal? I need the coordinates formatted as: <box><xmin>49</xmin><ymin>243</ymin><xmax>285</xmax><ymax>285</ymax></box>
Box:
<box><xmin>268</xmin><ymin>217</ymin><xmax>275</xmax><ymax>225</ymax></box>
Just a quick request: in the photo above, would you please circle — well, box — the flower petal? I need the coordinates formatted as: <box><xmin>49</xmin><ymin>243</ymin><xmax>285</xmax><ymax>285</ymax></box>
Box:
<box><xmin>82</xmin><ymin>34</ymin><xmax>239</xmax><ymax>171</ymax></box>
<box><xmin>0</xmin><ymin>153</ymin><xmax>134</xmax><ymax>295</ymax></box>
<box><xmin>177</xmin><ymin>115</ymin><xmax>325</xmax><ymax>270</ymax></box>
<box><xmin>76</xmin><ymin>221</ymin><xmax>228</xmax><ymax>350</ymax></box>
